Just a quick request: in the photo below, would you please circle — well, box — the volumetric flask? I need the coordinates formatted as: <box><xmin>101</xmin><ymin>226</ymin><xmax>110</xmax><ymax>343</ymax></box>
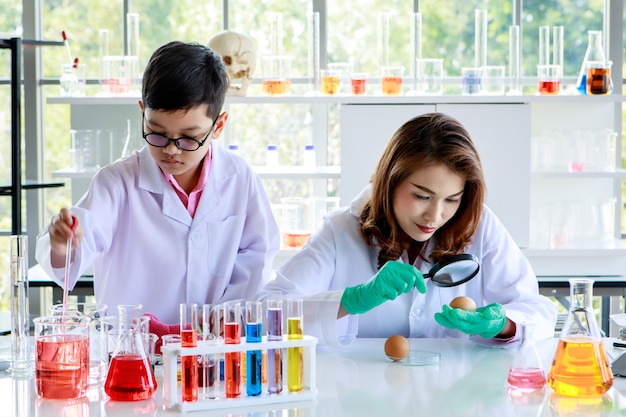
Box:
<box><xmin>104</xmin><ymin>304</ymin><xmax>157</xmax><ymax>401</ymax></box>
<box><xmin>507</xmin><ymin>321</ymin><xmax>546</xmax><ymax>391</ymax></box>
<box><xmin>547</xmin><ymin>279</ymin><xmax>613</xmax><ymax>396</ymax></box>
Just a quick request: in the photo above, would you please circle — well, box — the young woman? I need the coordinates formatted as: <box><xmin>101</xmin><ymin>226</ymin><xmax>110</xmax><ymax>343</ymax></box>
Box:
<box><xmin>258</xmin><ymin>112</ymin><xmax>557</xmax><ymax>347</ymax></box>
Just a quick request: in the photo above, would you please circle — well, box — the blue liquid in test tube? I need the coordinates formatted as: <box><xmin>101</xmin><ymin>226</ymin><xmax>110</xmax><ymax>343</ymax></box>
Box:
<box><xmin>246</xmin><ymin>322</ymin><xmax>262</xmax><ymax>396</ymax></box>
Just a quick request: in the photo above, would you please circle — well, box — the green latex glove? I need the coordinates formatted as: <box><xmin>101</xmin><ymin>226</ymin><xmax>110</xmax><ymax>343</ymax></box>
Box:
<box><xmin>434</xmin><ymin>303</ymin><xmax>506</xmax><ymax>338</ymax></box>
<box><xmin>341</xmin><ymin>261</ymin><xmax>426</xmax><ymax>315</ymax></box>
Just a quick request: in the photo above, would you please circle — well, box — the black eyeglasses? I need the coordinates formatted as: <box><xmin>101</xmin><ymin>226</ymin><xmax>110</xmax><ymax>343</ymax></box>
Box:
<box><xmin>141</xmin><ymin>113</ymin><xmax>219</xmax><ymax>151</ymax></box>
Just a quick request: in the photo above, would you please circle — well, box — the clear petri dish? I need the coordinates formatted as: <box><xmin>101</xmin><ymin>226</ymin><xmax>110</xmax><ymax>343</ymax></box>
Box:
<box><xmin>386</xmin><ymin>350</ymin><xmax>440</xmax><ymax>366</ymax></box>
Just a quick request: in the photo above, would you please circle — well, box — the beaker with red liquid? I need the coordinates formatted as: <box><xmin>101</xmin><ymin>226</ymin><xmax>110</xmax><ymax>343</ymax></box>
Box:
<box><xmin>105</xmin><ymin>304</ymin><xmax>157</xmax><ymax>401</ymax></box>
<box><xmin>34</xmin><ymin>315</ymin><xmax>91</xmax><ymax>399</ymax></box>
<box><xmin>547</xmin><ymin>279</ymin><xmax>613</xmax><ymax>396</ymax></box>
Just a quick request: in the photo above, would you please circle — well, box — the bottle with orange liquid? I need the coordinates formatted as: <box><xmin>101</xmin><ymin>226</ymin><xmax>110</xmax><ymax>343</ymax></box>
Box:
<box><xmin>105</xmin><ymin>304</ymin><xmax>157</xmax><ymax>401</ymax></box>
<box><xmin>547</xmin><ymin>278</ymin><xmax>613</xmax><ymax>396</ymax></box>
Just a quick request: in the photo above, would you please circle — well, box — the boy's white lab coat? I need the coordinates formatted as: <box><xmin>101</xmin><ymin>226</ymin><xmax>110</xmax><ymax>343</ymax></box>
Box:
<box><xmin>259</xmin><ymin>185</ymin><xmax>557</xmax><ymax>348</ymax></box>
<box><xmin>36</xmin><ymin>144</ymin><xmax>280</xmax><ymax>323</ymax></box>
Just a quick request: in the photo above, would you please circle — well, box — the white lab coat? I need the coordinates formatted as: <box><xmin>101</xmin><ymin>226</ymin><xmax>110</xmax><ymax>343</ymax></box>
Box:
<box><xmin>36</xmin><ymin>143</ymin><xmax>280</xmax><ymax>323</ymax></box>
<box><xmin>259</xmin><ymin>185</ymin><xmax>557</xmax><ymax>348</ymax></box>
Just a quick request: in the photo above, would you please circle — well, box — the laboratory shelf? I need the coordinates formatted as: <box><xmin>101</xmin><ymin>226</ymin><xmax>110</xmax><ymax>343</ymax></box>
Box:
<box><xmin>47</xmin><ymin>93</ymin><xmax>624</xmax><ymax>106</ymax></box>
<box><xmin>531</xmin><ymin>169</ymin><xmax>626</xmax><ymax>179</ymax></box>
<box><xmin>52</xmin><ymin>166</ymin><xmax>340</xmax><ymax>180</ymax></box>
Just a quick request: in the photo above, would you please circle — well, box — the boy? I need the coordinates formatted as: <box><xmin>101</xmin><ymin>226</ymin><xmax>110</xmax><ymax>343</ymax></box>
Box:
<box><xmin>36</xmin><ymin>41</ymin><xmax>280</xmax><ymax>324</ymax></box>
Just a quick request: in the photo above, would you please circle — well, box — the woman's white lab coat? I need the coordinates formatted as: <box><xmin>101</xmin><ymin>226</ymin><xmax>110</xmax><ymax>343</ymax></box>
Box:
<box><xmin>258</xmin><ymin>185</ymin><xmax>557</xmax><ymax>348</ymax></box>
<box><xmin>36</xmin><ymin>144</ymin><xmax>280</xmax><ymax>323</ymax></box>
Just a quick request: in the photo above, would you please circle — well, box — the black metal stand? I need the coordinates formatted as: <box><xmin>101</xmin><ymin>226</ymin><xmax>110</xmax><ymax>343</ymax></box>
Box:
<box><xmin>1</xmin><ymin>37</ymin><xmax>65</xmax><ymax>235</ymax></box>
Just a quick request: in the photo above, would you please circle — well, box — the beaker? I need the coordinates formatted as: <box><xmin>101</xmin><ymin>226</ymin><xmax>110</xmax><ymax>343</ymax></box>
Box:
<box><xmin>34</xmin><ymin>315</ymin><xmax>90</xmax><ymax>399</ymax></box>
<box><xmin>104</xmin><ymin>304</ymin><xmax>157</xmax><ymax>401</ymax></box>
<box><xmin>507</xmin><ymin>321</ymin><xmax>546</xmax><ymax>391</ymax></box>
<box><xmin>547</xmin><ymin>278</ymin><xmax>613</xmax><ymax>396</ymax></box>
<box><xmin>575</xmin><ymin>31</ymin><xmax>607</xmax><ymax>95</ymax></box>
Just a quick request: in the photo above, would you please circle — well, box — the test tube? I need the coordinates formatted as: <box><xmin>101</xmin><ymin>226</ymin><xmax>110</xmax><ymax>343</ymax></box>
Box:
<box><xmin>245</xmin><ymin>301</ymin><xmax>263</xmax><ymax>396</ymax></box>
<box><xmin>307</xmin><ymin>11</ymin><xmax>320</xmax><ymax>93</ymax></box>
<box><xmin>508</xmin><ymin>25</ymin><xmax>522</xmax><ymax>95</ymax></box>
<box><xmin>377</xmin><ymin>12</ymin><xmax>390</xmax><ymax>76</ymax></box>
<box><xmin>125</xmin><ymin>13</ymin><xmax>140</xmax><ymax>58</ymax></box>
<box><xmin>98</xmin><ymin>29</ymin><xmax>109</xmax><ymax>92</ymax></box>
<box><xmin>539</xmin><ymin>26</ymin><xmax>550</xmax><ymax>67</ymax></box>
<box><xmin>8</xmin><ymin>235</ymin><xmax>32</xmax><ymax>376</ymax></box>
<box><xmin>411</xmin><ymin>12</ymin><xmax>423</xmax><ymax>80</ymax></box>
<box><xmin>266</xmin><ymin>299</ymin><xmax>283</xmax><ymax>394</ymax></box>
<box><xmin>200</xmin><ymin>304</ymin><xmax>220</xmax><ymax>399</ymax></box>
<box><xmin>552</xmin><ymin>26</ymin><xmax>564</xmax><ymax>78</ymax></box>
<box><xmin>474</xmin><ymin>9</ymin><xmax>488</xmax><ymax>69</ymax></box>
<box><xmin>224</xmin><ymin>301</ymin><xmax>242</xmax><ymax>398</ymax></box>
<box><xmin>180</xmin><ymin>303</ymin><xmax>198</xmax><ymax>402</ymax></box>
<box><xmin>287</xmin><ymin>298</ymin><xmax>303</xmax><ymax>392</ymax></box>
<box><xmin>268</xmin><ymin>12</ymin><xmax>283</xmax><ymax>56</ymax></box>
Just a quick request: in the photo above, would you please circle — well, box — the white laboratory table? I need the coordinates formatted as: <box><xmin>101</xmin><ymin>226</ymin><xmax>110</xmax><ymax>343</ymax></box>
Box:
<box><xmin>2</xmin><ymin>337</ymin><xmax>626</xmax><ymax>417</ymax></box>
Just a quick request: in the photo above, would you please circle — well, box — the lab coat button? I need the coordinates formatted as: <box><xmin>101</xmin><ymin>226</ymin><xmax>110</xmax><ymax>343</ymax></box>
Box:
<box><xmin>191</xmin><ymin>232</ymin><xmax>202</xmax><ymax>242</ymax></box>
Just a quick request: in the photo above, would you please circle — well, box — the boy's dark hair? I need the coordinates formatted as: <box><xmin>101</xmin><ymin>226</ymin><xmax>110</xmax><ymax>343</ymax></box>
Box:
<box><xmin>142</xmin><ymin>41</ymin><xmax>228</xmax><ymax>119</ymax></box>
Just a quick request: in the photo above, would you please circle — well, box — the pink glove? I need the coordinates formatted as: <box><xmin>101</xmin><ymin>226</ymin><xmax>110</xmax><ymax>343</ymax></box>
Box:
<box><xmin>145</xmin><ymin>313</ymin><xmax>180</xmax><ymax>354</ymax></box>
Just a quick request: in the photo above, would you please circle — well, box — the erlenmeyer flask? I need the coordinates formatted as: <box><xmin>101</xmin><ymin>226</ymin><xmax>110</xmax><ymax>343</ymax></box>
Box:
<box><xmin>104</xmin><ymin>304</ymin><xmax>157</xmax><ymax>401</ymax></box>
<box><xmin>507</xmin><ymin>321</ymin><xmax>546</xmax><ymax>390</ymax></box>
<box><xmin>575</xmin><ymin>31</ymin><xmax>607</xmax><ymax>95</ymax></box>
<box><xmin>547</xmin><ymin>278</ymin><xmax>613</xmax><ymax>396</ymax></box>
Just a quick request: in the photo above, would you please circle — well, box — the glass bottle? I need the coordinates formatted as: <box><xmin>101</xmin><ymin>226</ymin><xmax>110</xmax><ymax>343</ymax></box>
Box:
<box><xmin>547</xmin><ymin>278</ymin><xmax>613</xmax><ymax>396</ymax></box>
<box><xmin>507</xmin><ymin>321</ymin><xmax>546</xmax><ymax>391</ymax></box>
<box><xmin>303</xmin><ymin>144</ymin><xmax>316</xmax><ymax>168</ymax></box>
<box><xmin>266</xmin><ymin>144</ymin><xmax>278</xmax><ymax>166</ymax></box>
<box><xmin>104</xmin><ymin>304</ymin><xmax>157</xmax><ymax>401</ymax></box>
<box><xmin>575</xmin><ymin>31</ymin><xmax>607</xmax><ymax>95</ymax></box>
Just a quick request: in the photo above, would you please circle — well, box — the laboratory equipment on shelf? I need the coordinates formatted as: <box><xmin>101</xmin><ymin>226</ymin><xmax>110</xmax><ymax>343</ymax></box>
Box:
<box><xmin>104</xmin><ymin>304</ymin><xmax>157</xmax><ymax>401</ymax></box>
<box><xmin>547</xmin><ymin>278</ymin><xmax>613</xmax><ymax>396</ymax></box>
<box><xmin>575</xmin><ymin>30</ymin><xmax>610</xmax><ymax>95</ymax></box>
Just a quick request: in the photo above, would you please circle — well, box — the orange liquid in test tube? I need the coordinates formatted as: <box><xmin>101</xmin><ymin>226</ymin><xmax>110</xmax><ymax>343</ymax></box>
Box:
<box><xmin>382</xmin><ymin>76</ymin><xmax>403</xmax><ymax>96</ymax></box>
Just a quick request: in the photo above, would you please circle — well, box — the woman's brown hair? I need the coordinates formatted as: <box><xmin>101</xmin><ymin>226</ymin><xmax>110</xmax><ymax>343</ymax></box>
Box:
<box><xmin>359</xmin><ymin>112</ymin><xmax>486</xmax><ymax>268</ymax></box>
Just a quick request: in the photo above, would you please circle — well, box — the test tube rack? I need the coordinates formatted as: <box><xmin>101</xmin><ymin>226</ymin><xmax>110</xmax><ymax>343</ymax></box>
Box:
<box><xmin>162</xmin><ymin>334</ymin><xmax>318</xmax><ymax>413</ymax></box>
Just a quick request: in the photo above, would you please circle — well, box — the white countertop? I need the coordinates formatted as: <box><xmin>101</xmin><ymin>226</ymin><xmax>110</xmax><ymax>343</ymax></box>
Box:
<box><xmin>2</xmin><ymin>337</ymin><xmax>626</xmax><ymax>416</ymax></box>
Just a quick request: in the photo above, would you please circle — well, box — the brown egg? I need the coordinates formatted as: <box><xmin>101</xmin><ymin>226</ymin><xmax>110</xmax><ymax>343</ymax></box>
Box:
<box><xmin>384</xmin><ymin>335</ymin><xmax>410</xmax><ymax>361</ymax></box>
<box><xmin>449</xmin><ymin>296</ymin><xmax>476</xmax><ymax>311</ymax></box>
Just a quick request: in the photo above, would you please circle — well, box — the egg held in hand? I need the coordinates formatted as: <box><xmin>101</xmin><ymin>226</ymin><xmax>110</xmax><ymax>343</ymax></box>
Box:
<box><xmin>384</xmin><ymin>335</ymin><xmax>410</xmax><ymax>361</ymax></box>
<box><xmin>449</xmin><ymin>296</ymin><xmax>476</xmax><ymax>311</ymax></box>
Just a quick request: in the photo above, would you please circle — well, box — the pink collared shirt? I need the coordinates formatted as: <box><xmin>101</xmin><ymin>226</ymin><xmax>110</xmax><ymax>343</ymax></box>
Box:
<box><xmin>163</xmin><ymin>148</ymin><xmax>211</xmax><ymax>218</ymax></box>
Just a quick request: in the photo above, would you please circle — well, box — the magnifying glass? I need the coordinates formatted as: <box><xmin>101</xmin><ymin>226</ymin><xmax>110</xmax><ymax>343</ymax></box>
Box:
<box><xmin>423</xmin><ymin>253</ymin><xmax>480</xmax><ymax>287</ymax></box>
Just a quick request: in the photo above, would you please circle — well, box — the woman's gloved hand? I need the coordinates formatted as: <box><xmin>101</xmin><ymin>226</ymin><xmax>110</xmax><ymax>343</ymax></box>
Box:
<box><xmin>145</xmin><ymin>313</ymin><xmax>180</xmax><ymax>354</ymax></box>
<box><xmin>434</xmin><ymin>303</ymin><xmax>506</xmax><ymax>338</ymax></box>
<box><xmin>340</xmin><ymin>261</ymin><xmax>426</xmax><ymax>315</ymax></box>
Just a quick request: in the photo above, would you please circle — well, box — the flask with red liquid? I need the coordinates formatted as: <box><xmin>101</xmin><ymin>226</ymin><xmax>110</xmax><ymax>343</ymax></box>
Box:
<box><xmin>104</xmin><ymin>304</ymin><xmax>157</xmax><ymax>401</ymax></box>
<box><xmin>547</xmin><ymin>278</ymin><xmax>613</xmax><ymax>396</ymax></box>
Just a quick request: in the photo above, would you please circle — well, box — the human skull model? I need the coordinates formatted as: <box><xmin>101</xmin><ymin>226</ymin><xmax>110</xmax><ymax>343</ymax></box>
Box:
<box><xmin>208</xmin><ymin>30</ymin><xmax>257</xmax><ymax>97</ymax></box>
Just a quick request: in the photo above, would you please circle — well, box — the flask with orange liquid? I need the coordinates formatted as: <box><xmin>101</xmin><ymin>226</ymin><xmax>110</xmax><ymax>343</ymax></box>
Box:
<box><xmin>547</xmin><ymin>278</ymin><xmax>613</xmax><ymax>396</ymax></box>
